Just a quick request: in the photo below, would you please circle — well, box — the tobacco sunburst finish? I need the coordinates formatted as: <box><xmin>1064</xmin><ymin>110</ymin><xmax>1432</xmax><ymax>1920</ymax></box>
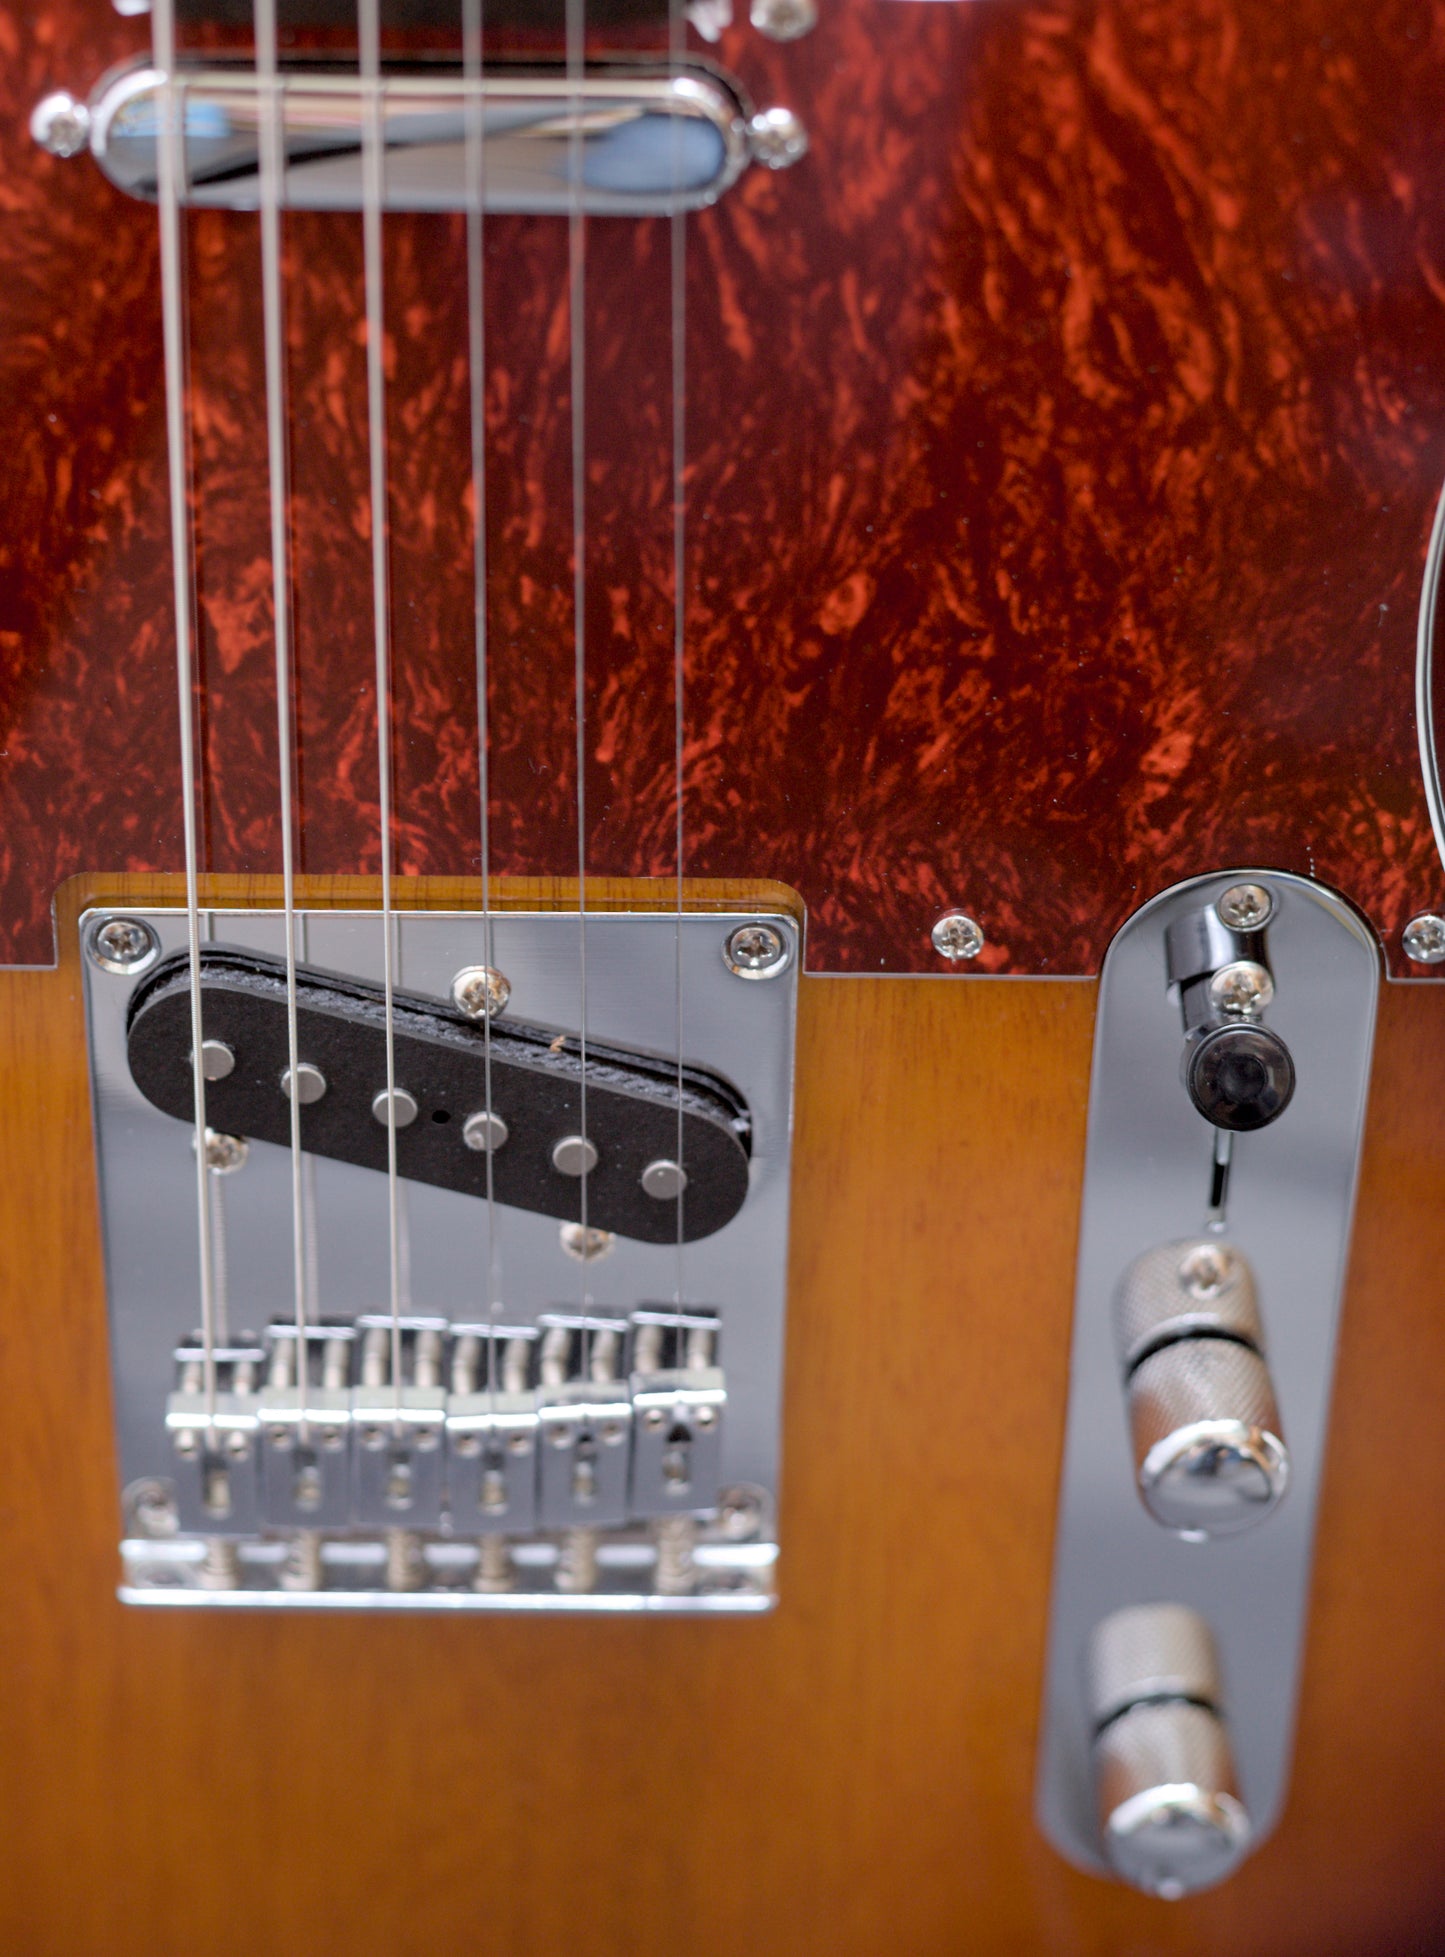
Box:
<box><xmin>2</xmin><ymin>894</ymin><xmax>1444</xmax><ymax>1952</ymax></box>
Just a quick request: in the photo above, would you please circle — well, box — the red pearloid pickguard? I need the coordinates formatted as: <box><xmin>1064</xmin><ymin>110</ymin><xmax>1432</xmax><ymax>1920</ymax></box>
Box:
<box><xmin>3</xmin><ymin>0</ymin><xmax>1445</xmax><ymax>973</ymax></box>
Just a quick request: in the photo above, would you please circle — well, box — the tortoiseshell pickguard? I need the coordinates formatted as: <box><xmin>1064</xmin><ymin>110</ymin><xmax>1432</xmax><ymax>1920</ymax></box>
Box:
<box><xmin>3</xmin><ymin>0</ymin><xmax>1445</xmax><ymax>973</ymax></box>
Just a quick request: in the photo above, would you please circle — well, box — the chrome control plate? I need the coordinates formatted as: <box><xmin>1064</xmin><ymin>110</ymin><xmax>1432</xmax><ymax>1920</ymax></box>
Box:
<box><xmin>82</xmin><ymin>907</ymin><xmax>797</xmax><ymax>1612</ymax></box>
<box><xmin>1036</xmin><ymin>872</ymin><xmax>1379</xmax><ymax>1882</ymax></box>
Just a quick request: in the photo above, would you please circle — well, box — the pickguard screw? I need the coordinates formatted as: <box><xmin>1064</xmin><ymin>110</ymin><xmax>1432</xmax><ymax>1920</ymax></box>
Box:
<box><xmin>931</xmin><ymin>911</ymin><xmax>984</xmax><ymax>962</ymax></box>
<box><xmin>723</xmin><ymin>921</ymin><xmax>791</xmax><ymax>979</ymax></box>
<box><xmin>200</xmin><ymin>1129</ymin><xmax>249</xmax><ymax>1174</ymax></box>
<box><xmin>87</xmin><ymin>915</ymin><xmax>160</xmax><ymax>975</ymax></box>
<box><xmin>748</xmin><ymin>107</ymin><xmax>809</xmax><ymax>171</ymax></box>
<box><xmin>30</xmin><ymin>91</ymin><xmax>91</xmax><ymax>158</ymax></box>
<box><xmin>1403</xmin><ymin>913</ymin><xmax>1445</xmax><ymax>964</ymax></box>
<box><xmin>451</xmin><ymin>965</ymin><xmax>511</xmax><ymax>1020</ymax></box>
<box><xmin>1217</xmin><ymin>883</ymin><xmax>1275</xmax><ymax>930</ymax></box>
<box><xmin>750</xmin><ymin>0</ymin><xmax>816</xmax><ymax>38</ymax></box>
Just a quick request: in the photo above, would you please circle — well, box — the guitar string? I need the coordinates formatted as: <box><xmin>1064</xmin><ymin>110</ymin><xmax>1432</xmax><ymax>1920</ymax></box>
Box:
<box><xmin>152</xmin><ymin>0</ymin><xmax>217</xmax><ymax>1430</ymax></box>
<box><xmin>358</xmin><ymin>0</ymin><xmax>406</xmax><ymax>1422</ymax></box>
<box><xmin>461</xmin><ymin>0</ymin><xmax>501</xmax><ymax>1409</ymax></box>
<box><xmin>566</xmin><ymin>0</ymin><xmax>591</xmax><ymax>1352</ymax></box>
<box><xmin>670</xmin><ymin>0</ymin><xmax>686</xmax><ymax>1312</ymax></box>
<box><xmin>254</xmin><ymin>0</ymin><xmax>311</xmax><ymax>1445</ymax></box>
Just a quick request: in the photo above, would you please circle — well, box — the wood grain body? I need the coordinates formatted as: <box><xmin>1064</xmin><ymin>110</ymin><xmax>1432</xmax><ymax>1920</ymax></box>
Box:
<box><xmin>5</xmin><ymin>0</ymin><xmax>1445</xmax><ymax>973</ymax></box>
<box><xmin>1</xmin><ymin>920</ymin><xmax>1442</xmax><ymax>1954</ymax></box>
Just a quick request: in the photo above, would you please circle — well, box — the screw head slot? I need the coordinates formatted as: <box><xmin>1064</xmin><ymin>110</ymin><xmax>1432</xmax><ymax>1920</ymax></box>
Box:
<box><xmin>1216</xmin><ymin>883</ymin><xmax>1274</xmax><ymax>930</ymax></box>
<box><xmin>931</xmin><ymin>911</ymin><xmax>984</xmax><ymax>962</ymax></box>
<box><xmin>1403</xmin><ymin>913</ymin><xmax>1445</xmax><ymax>964</ymax></box>
<box><xmin>723</xmin><ymin>922</ymin><xmax>791</xmax><ymax>979</ymax></box>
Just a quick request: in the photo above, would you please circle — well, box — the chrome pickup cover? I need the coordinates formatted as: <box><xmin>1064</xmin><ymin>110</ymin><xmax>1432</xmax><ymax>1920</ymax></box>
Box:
<box><xmin>88</xmin><ymin>60</ymin><xmax>758</xmax><ymax>215</ymax></box>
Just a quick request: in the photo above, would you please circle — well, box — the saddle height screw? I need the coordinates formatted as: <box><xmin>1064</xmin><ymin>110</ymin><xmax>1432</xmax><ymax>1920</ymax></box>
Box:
<box><xmin>931</xmin><ymin>911</ymin><xmax>984</xmax><ymax>962</ymax></box>
<box><xmin>451</xmin><ymin>965</ymin><xmax>511</xmax><ymax>1020</ymax></box>
<box><xmin>724</xmin><ymin>921</ymin><xmax>791</xmax><ymax>979</ymax></box>
<box><xmin>30</xmin><ymin>91</ymin><xmax>91</xmax><ymax>158</ymax></box>
<box><xmin>200</xmin><ymin>1129</ymin><xmax>248</xmax><ymax>1174</ymax></box>
<box><xmin>1403</xmin><ymin>913</ymin><xmax>1445</xmax><ymax>964</ymax></box>
<box><xmin>750</xmin><ymin>0</ymin><xmax>816</xmax><ymax>39</ymax></box>
<box><xmin>1217</xmin><ymin>883</ymin><xmax>1275</xmax><ymax>930</ymax></box>
<box><xmin>87</xmin><ymin>915</ymin><xmax>160</xmax><ymax>975</ymax></box>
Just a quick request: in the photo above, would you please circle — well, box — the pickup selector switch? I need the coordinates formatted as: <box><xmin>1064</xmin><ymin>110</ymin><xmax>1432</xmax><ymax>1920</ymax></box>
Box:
<box><xmin>1114</xmin><ymin>1240</ymin><xmax>1287</xmax><ymax>1538</ymax></box>
<box><xmin>1088</xmin><ymin>1604</ymin><xmax>1251</xmax><ymax>1898</ymax></box>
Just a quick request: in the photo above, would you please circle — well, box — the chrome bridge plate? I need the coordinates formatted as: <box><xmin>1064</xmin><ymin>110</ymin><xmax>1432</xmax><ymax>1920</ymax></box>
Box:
<box><xmin>82</xmin><ymin>906</ymin><xmax>797</xmax><ymax>1613</ymax></box>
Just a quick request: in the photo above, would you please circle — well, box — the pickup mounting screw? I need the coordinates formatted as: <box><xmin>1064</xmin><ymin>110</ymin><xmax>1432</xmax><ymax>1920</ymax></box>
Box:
<box><xmin>750</xmin><ymin>0</ymin><xmax>816</xmax><ymax>38</ymax></box>
<box><xmin>1217</xmin><ymin>883</ymin><xmax>1274</xmax><ymax>930</ymax></box>
<box><xmin>641</xmin><ymin>1158</ymin><xmax>688</xmax><ymax>1200</ymax></box>
<box><xmin>462</xmin><ymin>1110</ymin><xmax>509</xmax><ymax>1153</ymax></box>
<box><xmin>552</xmin><ymin>1134</ymin><xmax>599</xmax><ymax>1177</ymax></box>
<box><xmin>748</xmin><ymin>107</ymin><xmax>809</xmax><ymax>171</ymax></box>
<box><xmin>280</xmin><ymin>1062</ymin><xmax>327</xmax><ymax>1104</ymax></box>
<box><xmin>560</xmin><ymin>1222</ymin><xmax>615</xmax><ymax>1262</ymax></box>
<box><xmin>30</xmin><ymin>91</ymin><xmax>91</xmax><ymax>158</ymax></box>
<box><xmin>451</xmin><ymin>964</ymin><xmax>511</xmax><ymax>1020</ymax></box>
<box><xmin>931</xmin><ymin>911</ymin><xmax>984</xmax><ymax>962</ymax></box>
<box><xmin>724</xmin><ymin>921</ymin><xmax>791</xmax><ymax>979</ymax></box>
<box><xmin>87</xmin><ymin>915</ymin><xmax>160</xmax><ymax>975</ymax></box>
<box><xmin>201</xmin><ymin>1129</ymin><xmax>248</xmax><ymax>1174</ymax></box>
<box><xmin>1403</xmin><ymin>912</ymin><xmax>1445</xmax><ymax>964</ymax></box>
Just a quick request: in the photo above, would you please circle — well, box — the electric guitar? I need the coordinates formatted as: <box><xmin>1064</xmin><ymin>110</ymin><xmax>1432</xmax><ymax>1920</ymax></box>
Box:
<box><xmin>3</xmin><ymin>0</ymin><xmax>1445</xmax><ymax>1948</ymax></box>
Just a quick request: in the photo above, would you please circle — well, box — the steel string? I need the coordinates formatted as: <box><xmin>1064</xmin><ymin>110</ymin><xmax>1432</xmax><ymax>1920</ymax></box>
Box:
<box><xmin>670</xmin><ymin>0</ymin><xmax>687</xmax><ymax>1308</ymax></box>
<box><xmin>358</xmin><ymin>0</ymin><xmax>405</xmax><ymax>1419</ymax></box>
<box><xmin>566</xmin><ymin>0</ymin><xmax>591</xmax><ymax>1335</ymax></box>
<box><xmin>253</xmin><ymin>0</ymin><xmax>312</xmax><ymax>1441</ymax></box>
<box><xmin>461</xmin><ymin>0</ymin><xmax>501</xmax><ymax>1405</ymax></box>
<box><xmin>152</xmin><ymin>0</ymin><xmax>218</xmax><ymax>1430</ymax></box>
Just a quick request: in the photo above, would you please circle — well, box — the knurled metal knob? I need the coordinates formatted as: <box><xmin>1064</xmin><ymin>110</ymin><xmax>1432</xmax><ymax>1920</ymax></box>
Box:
<box><xmin>1088</xmin><ymin>1604</ymin><xmax>1251</xmax><ymax>1898</ymax></box>
<box><xmin>1114</xmin><ymin>1242</ymin><xmax>1287</xmax><ymax>1539</ymax></box>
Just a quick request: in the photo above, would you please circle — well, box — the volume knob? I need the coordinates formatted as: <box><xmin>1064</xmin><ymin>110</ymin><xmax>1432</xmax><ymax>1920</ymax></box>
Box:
<box><xmin>1114</xmin><ymin>1242</ymin><xmax>1288</xmax><ymax>1538</ymax></box>
<box><xmin>1088</xmin><ymin>1604</ymin><xmax>1251</xmax><ymax>1898</ymax></box>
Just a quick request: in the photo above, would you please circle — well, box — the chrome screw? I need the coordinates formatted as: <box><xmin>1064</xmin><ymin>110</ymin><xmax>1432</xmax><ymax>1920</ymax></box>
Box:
<box><xmin>643</xmin><ymin>1407</ymin><xmax>667</xmax><ymax>1432</ymax></box>
<box><xmin>931</xmin><ymin>911</ymin><xmax>984</xmax><ymax>962</ymax></box>
<box><xmin>716</xmin><ymin>1485</ymin><xmax>765</xmax><ymax>1540</ymax></box>
<box><xmin>723</xmin><ymin>921</ymin><xmax>791</xmax><ymax>979</ymax></box>
<box><xmin>747</xmin><ymin>107</ymin><xmax>809</xmax><ymax>171</ymax></box>
<box><xmin>1217</xmin><ymin>883</ymin><xmax>1274</xmax><ymax>931</ymax></box>
<box><xmin>30</xmin><ymin>91</ymin><xmax>91</xmax><ymax>158</ymax></box>
<box><xmin>1207</xmin><ymin>960</ymin><xmax>1274</xmax><ymax>1018</ymax></box>
<box><xmin>126</xmin><ymin>1479</ymin><xmax>179</xmax><ymax>1539</ymax></box>
<box><xmin>750</xmin><ymin>0</ymin><xmax>816</xmax><ymax>38</ymax></box>
<box><xmin>201</xmin><ymin>1129</ymin><xmax>249</xmax><ymax>1174</ymax></box>
<box><xmin>1178</xmin><ymin>1243</ymin><xmax>1237</xmax><ymax>1301</ymax></box>
<box><xmin>451</xmin><ymin>964</ymin><xmax>511</xmax><ymax>1020</ymax></box>
<box><xmin>1403</xmin><ymin>913</ymin><xmax>1445</xmax><ymax>964</ymax></box>
<box><xmin>87</xmin><ymin>915</ymin><xmax>160</xmax><ymax>975</ymax></box>
<box><xmin>560</xmin><ymin>1222</ymin><xmax>616</xmax><ymax>1263</ymax></box>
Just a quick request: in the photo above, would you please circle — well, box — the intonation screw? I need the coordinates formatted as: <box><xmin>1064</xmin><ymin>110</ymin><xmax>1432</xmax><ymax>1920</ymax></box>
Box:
<box><xmin>30</xmin><ymin>91</ymin><xmax>91</xmax><ymax>158</ymax></box>
<box><xmin>126</xmin><ymin>1479</ymin><xmax>179</xmax><ymax>1539</ymax></box>
<box><xmin>451</xmin><ymin>965</ymin><xmax>511</xmax><ymax>1020</ymax></box>
<box><xmin>1217</xmin><ymin>883</ymin><xmax>1275</xmax><ymax>931</ymax></box>
<box><xmin>723</xmin><ymin>921</ymin><xmax>791</xmax><ymax>979</ymax></box>
<box><xmin>931</xmin><ymin>911</ymin><xmax>984</xmax><ymax>962</ymax></box>
<box><xmin>87</xmin><ymin>915</ymin><xmax>161</xmax><ymax>975</ymax></box>
<box><xmin>747</xmin><ymin>107</ymin><xmax>810</xmax><ymax>171</ymax></box>
<box><xmin>1403</xmin><ymin>913</ymin><xmax>1445</xmax><ymax>964</ymax></box>
<box><xmin>750</xmin><ymin>0</ymin><xmax>816</xmax><ymax>38</ymax></box>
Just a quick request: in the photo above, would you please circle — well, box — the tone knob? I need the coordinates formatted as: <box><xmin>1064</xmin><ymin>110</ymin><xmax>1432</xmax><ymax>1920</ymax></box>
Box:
<box><xmin>1114</xmin><ymin>1241</ymin><xmax>1288</xmax><ymax>1538</ymax></box>
<box><xmin>1088</xmin><ymin>1604</ymin><xmax>1251</xmax><ymax>1898</ymax></box>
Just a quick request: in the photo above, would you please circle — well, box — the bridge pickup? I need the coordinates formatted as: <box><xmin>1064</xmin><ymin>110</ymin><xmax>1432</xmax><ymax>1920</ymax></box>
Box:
<box><xmin>125</xmin><ymin>946</ymin><xmax>751</xmax><ymax>1243</ymax></box>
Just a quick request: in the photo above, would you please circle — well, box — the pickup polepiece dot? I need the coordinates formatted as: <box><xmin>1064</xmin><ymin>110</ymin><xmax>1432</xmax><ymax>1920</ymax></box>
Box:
<box><xmin>552</xmin><ymin>1135</ymin><xmax>598</xmax><ymax>1177</ymax></box>
<box><xmin>373</xmin><ymin>1088</ymin><xmax>419</xmax><ymax>1129</ymax></box>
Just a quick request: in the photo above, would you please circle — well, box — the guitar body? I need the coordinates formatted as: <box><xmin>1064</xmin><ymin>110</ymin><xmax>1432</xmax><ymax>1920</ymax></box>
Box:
<box><xmin>3</xmin><ymin>0</ymin><xmax>1445</xmax><ymax>1949</ymax></box>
